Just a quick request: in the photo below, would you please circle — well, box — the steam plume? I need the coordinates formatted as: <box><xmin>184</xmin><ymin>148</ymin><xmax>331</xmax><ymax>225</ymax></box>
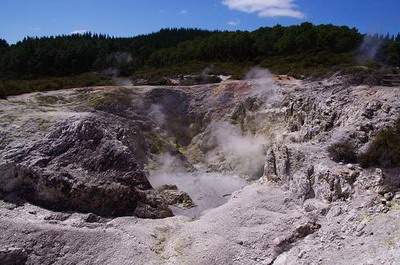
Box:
<box><xmin>206</xmin><ymin>122</ymin><xmax>266</xmax><ymax>179</ymax></box>
<box><xmin>245</xmin><ymin>67</ymin><xmax>283</xmax><ymax>106</ymax></box>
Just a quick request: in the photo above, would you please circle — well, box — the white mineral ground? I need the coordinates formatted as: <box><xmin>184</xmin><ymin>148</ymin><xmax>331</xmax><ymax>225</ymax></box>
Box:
<box><xmin>1</xmin><ymin>74</ymin><xmax>400</xmax><ymax>264</ymax></box>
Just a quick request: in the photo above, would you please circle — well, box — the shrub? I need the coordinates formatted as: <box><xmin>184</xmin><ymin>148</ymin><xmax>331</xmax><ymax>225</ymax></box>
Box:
<box><xmin>327</xmin><ymin>140</ymin><xmax>357</xmax><ymax>163</ymax></box>
<box><xmin>359</xmin><ymin>119</ymin><xmax>400</xmax><ymax>168</ymax></box>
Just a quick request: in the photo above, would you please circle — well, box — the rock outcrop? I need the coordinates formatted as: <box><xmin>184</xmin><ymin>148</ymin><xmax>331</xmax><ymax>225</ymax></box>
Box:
<box><xmin>1</xmin><ymin>113</ymin><xmax>174</xmax><ymax>218</ymax></box>
<box><xmin>0</xmin><ymin>87</ymin><xmax>189</xmax><ymax>218</ymax></box>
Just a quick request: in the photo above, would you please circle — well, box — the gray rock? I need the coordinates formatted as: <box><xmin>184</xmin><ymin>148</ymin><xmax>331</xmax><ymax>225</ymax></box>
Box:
<box><xmin>384</xmin><ymin>192</ymin><xmax>394</xmax><ymax>201</ymax></box>
<box><xmin>327</xmin><ymin>206</ymin><xmax>342</xmax><ymax>219</ymax></box>
<box><xmin>162</xmin><ymin>190</ymin><xmax>194</xmax><ymax>208</ymax></box>
<box><xmin>0</xmin><ymin>89</ymin><xmax>180</xmax><ymax>218</ymax></box>
<box><xmin>1</xmin><ymin>77</ymin><xmax>400</xmax><ymax>264</ymax></box>
<box><xmin>44</xmin><ymin>213</ymin><xmax>71</xmax><ymax>222</ymax></box>
<box><xmin>0</xmin><ymin>247</ymin><xmax>28</xmax><ymax>265</ymax></box>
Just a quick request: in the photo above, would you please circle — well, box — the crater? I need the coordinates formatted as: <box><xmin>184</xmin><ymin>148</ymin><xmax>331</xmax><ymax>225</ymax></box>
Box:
<box><xmin>149</xmin><ymin>171</ymin><xmax>248</xmax><ymax>218</ymax></box>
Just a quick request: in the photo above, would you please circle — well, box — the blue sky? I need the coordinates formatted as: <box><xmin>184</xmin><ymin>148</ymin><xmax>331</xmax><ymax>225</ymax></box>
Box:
<box><xmin>1</xmin><ymin>0</ymin><xmax>399</xmax><ymax>43</ymax></box>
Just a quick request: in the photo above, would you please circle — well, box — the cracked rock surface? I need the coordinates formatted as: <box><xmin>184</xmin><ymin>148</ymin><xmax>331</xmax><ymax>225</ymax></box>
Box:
<box><xmin>1</xmin><ymin>76</ymin><xmax>400</xmax><ymax>264</ymax></box>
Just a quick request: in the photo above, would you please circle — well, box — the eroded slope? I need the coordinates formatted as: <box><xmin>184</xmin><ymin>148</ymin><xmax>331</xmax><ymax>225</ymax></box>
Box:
<box><xmin>1</xmin><ymin>75</ymin><xmax>400</xmax><ymax>264</ymax></box>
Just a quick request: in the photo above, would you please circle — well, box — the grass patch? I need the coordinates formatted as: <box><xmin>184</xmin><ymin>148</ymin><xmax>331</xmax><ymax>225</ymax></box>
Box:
<box><xmin>0</xmin><ymin>72</ymin><xmax>114</xmax><ymax>98</ymax></box>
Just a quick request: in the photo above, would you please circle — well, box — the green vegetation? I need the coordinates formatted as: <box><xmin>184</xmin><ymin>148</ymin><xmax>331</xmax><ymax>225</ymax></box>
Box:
<box><xmin>146</xmin><ymin>24</ymin><xmax>363</xmax><ymax>68</ymax></box>
<box><xmin>359</xmin><ymin>119</ymin><xmax>400</xmax><ymax>168</ymax></box>
<box><xmin>260</xmin><ymin>52</ymin><xmax>356</xmax><ymax>78</ymax></box>
<box><xmin>327</xmin><ymin>140</ymin><xmax>358</xmax><ymax>163</ymax></box>
<box><xmin>0</xmin><ymin>23</ymin><xmax>399</xmax><ymax>96</ymax></box>
<box><xmin>0</xmin><ymin>28</ymin><xmax>213</xmax><ymax>80</ymax></box>
<box><xmin>0</xmin><ymin>73</ymin><xmax>113</xmax><ymax>98</ymax></box>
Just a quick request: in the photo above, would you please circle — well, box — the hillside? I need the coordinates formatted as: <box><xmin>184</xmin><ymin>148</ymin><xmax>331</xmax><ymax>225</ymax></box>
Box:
<box><xmin>1</xmin><ymin>23</ymin><xmax>400</xmax><ymax>97</ymax></box>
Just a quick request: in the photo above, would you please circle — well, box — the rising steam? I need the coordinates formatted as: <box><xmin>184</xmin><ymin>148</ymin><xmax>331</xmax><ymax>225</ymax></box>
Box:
<box><xmin>148</xmin><ymin>152</ymin><xmax>247</xmax><ymax>218</ymax></box>
<box><xmin>357</xmin><ymin>35</ymin><xmax>383</xmax><ymax>63</ymax></box>
<box><xmin>245</xmin><ymin>67</ymin><xmax>283</xmax><ymax>106</ymax></box>
<box><xmin>148</xmin><ymin>104</ymin><xmax>166</xmax><ymax>127</ymax></box>
<box><xmin>147</xmin><ymin>69</ymin><xmax>281</xmax><ymax>217</ymax></box>
<box><xmin>206</xmin><ymin>121</ymin><xmax>267</xmax><ymax>179</ymax></box>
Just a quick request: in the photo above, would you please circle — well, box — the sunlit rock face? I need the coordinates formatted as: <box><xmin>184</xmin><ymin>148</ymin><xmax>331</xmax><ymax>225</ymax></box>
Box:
<box><xmin>0</xmin><ymin>99</ymin><xmax>172</xmax><ymax>218</ymax></box>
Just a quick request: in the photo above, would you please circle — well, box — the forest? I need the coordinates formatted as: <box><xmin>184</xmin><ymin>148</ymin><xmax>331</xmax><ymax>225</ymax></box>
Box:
<box><xmin>0</xmin><ymin>23</ymin><xmax>400</xmax><ymax>96</ymax></box>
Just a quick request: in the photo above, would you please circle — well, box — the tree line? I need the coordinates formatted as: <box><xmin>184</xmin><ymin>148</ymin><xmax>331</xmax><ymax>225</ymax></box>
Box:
<box><xmin>0</xmin><ymin>23</ymin><xmax>399</xmax><ymax>80</ymax></box>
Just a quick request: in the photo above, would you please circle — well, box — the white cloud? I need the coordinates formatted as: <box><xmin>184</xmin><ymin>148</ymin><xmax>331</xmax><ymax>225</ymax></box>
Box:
<box><xmin>222</xmin><ymin>0</ymin><xmax>305</xmax><ymax>19</ymax></box>
<box><xmin>70</xmin><ymin>29</ymin><xmax>89</xmax><ymax>35</ymax></box>
<box><xmin>227</xmin><ymin>19</ymin><xmax>240</xmax><ymax>26</ymax></box>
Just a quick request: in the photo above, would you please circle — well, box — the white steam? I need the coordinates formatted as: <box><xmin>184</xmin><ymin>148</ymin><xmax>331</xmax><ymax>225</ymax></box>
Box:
<box><xmin>111</xmin><ymin>52</ymin><xmax>133</xmax><ymax>65</ymax></box>
<box><xmin>148</xmin><ymin>153</ymin><xmax>247</xmax><ymax>218</ymax></box>
<box><xmin>147</xmin><ymin>120</ymin><xmax>266</xmax><ymax>218</ymax></box>
<box><xmin>358</xmin><ymin>35</ymin><xmax>383</xmax><ymax>62</ymax></box>
<box><xmin>146</xmin><ymin>73</ymin><xmax>277</xmax><ymax>217</ymax></box>
<box><xmin>148</xmin><ymin>104</ymin><xmax>166</xmax><ymax>127</ymax></box>
<box><xmin>245</xmin><ymin>67</ymin><xmax>283</xmax><ymax>106</ymax></box>
<box><xmin>151</xmin><ymin>153</ymin><xmax>186</xmax><ymax>174</ymax></box>
<box><xmin>114</xmin><ymin>77</ymin><xmax>133</xmax><ymax>86</ymax></box>
<box><xmin>103</xmin><ymin>67</ymin><xmax>133</xmax><ymax>86</ymax></box>
<box><xmin>206</xmin><ymin>122</ymin><xmax>267</xmax><ymax>179</ymax></box>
